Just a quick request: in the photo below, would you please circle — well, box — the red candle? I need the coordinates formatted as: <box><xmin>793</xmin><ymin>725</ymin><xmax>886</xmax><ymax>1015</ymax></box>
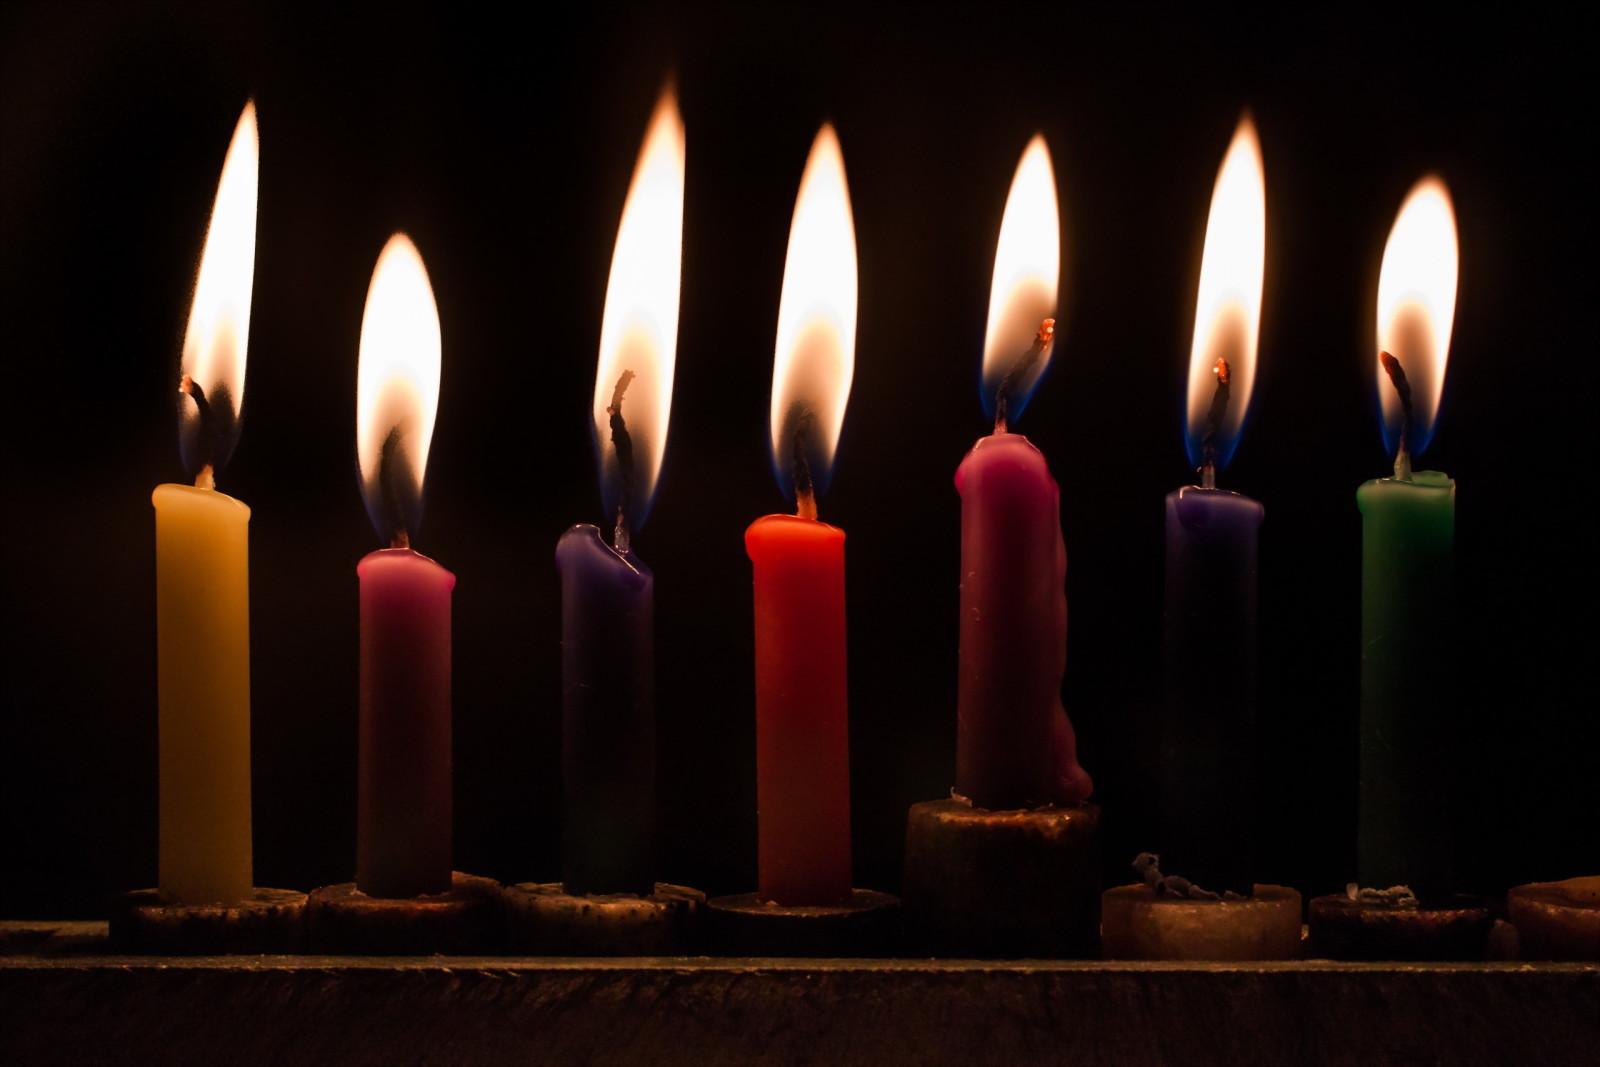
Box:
<box><xmin>956</xmin><ymin>137</ymin><xmax>1091</xmax><ymax>811</ymax></box>
<box><xmin>353</xmin><ymin>233</ymin><xmax>452</xmax><ymax>898</ymax></box>
<box><xmin>747</xmin><ymin>124</ymin><xmax>857</xmax><ymax>906</ymax></box>
<box><xmin>747</xmin><ymin>515</ymin><xmax>849</xmax><ymax>905</ymax></box>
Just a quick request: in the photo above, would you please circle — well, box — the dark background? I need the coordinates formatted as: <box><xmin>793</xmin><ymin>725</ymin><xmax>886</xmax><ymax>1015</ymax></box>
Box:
<box><xmin>2</xmin><ymin>2</ymin><xmax>1593</xmax><ymax>918</ymax></box>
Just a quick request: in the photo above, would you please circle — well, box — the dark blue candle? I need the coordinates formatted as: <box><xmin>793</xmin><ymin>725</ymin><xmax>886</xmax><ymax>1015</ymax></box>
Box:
<box><xmin>556</xmin><ymin>526</ymin><xmax>654</xmax><ymax>896</ymax></box>
<box><xmin>556</xmin><ymin>87</ymin><xmax>682</xmax><ymax>896</ymax></box>
<box><xmin>1159</xmin><ymin>487</ymin><xmax>1263</xmax><ymax>896</ymax></box>
<box><xmin>1157</xmin><ymin>116</ymin><xmax>1266</xmax><ymax>897</ymax></box>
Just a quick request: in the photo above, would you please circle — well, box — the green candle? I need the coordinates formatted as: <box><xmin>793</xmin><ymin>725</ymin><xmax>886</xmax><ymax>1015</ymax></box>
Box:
<box><xmin>1358</xmin><ymin>470</ymin><xmax>1453</xmax><ymax>894</ymax></box>
<box><xmin>1357</xmin><ymin>177</ymin><xmax>1459</xmax><ymax>898</ymax></box>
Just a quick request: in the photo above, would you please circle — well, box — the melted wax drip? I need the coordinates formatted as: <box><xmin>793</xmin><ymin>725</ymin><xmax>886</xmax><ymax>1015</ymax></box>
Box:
<box><xmin>1134</xmin><ymin>852</ymin><xmax>1247</xmax><ymax>902</ymax></box>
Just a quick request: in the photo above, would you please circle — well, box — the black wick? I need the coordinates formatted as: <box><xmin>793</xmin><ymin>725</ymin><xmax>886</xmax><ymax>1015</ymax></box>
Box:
<box><xmin>607</xmin><ymin>370</ymin><xmax>637</xmax><ymax>551</ymax></box>
<box><xmin>995</xmin><ymin>318</ymin><xmax>1055</xmax><ymax>433</ymax></box>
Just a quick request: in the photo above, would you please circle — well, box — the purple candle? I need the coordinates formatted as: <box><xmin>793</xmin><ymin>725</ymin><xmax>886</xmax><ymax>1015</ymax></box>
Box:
<box><xmin>353</xmin><ymin>233</ymin><xmax>453</xmax><ymax>898</ymax></box>
<box><xmin>956</xmin><ymin>136</ymin><xmax>1091</xmax><ymax>810</ymax></box>
<box><xmin>556</xmin><ymin>88</ymin><xmax>682</xmax><ymax>896</ymax></box>
<box><xmin>1157</xmin><ymin>116</ymin><xmax>1266</xmax><ymax>896</ymax></box>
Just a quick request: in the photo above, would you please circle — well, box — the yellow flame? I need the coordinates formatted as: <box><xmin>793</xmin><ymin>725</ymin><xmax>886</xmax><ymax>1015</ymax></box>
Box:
<box><xmin>356</xmin><ymin>234</ymin><xmax>441</xmax><ymax>501</ymax></box>
<box><xmin>181</xmin><ymin>101</ymin><xmax>258</xmax><ymax>424</ymax></box>
<box><xmin>1185</xmin><ymin>116</ymin><xmax>1265</xmax><ymax>451</ymax></box>
<box><xmin>771</xmin><ymin>124</ymin><xmax>857</xmax><ymax>477</ymax></box>
<box><xmin>982</xmin><ymin>135</ymin><xmax>1059</xmax><ymax>384</ymax></box>
<box><xmin>594</xmin><ymin>88</ymin><xmax>685</xmax><ymax>506</ymax></box>
<box><xmin>1376</xmin><ymin>176</ymin><xmax>1458</xmax><ymax>444</ymax></box>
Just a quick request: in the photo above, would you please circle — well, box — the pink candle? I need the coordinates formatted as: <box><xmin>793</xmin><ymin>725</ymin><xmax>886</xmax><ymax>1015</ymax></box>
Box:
<box><xmin>956</xmin><ymin>429</ymin><xmax>1088</xmax><ymax>808</ymax></box>
<box><xmin>357</xmin><ymin>549</ymin><xmax>454</xmax><ymax>897</ymax></box>
<box><xmin>353</xmin><ymin>233</ymin><xmax>452</xmax><ymax>898</ymax></box>
<box><xmin>955</xmin><ymin>137</ymin><xmax>1091</xmax><ymax>811</ymax></box>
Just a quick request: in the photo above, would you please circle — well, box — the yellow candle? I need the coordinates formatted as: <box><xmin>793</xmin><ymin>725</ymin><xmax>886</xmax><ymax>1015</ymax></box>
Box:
<box><xmin>153</xmin><ymin>483</ymin><xmax>252</xmax><ymax>904</ymax></box>
<box><xmin>155</xmin><ymin>101</ymin><xmax>259</xmax><ymax>904</ymax></box>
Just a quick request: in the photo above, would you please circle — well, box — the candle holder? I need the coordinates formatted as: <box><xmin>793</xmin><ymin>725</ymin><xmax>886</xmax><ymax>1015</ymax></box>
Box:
<box><xmin>704</xmin><ymin>890</ymin><xmax>900</xmax><ymax>957</ymax></box>
<box><xmin>503</xmin><ymin>882</ymin><xmax>705</xmax><ymax>956</ymax></box>
<box><xmin>902</xmin><ymin>798</ymin><xmax>1100</xmax><ymax>958</ymax></box>
<box><xmin>1101</xmin><ymin>883</ymin><xmax>1302</xmax><ymax>960</ymax></box>
<box><xmin>306</xmin><ymin>872</ymin><xmax>501</xmax><ymax>955</ymax></box>
<box><xmin>1307</xmin><ymin>891</ymin><xmax>1496</xmax><ymax>961</ymax></box>
<box><xmin>1506</xmin><ymin>876</ymin><xmax>1599</xmax><ymax>961</ymax></box>
<box><xmin>110</xmin><ymin>887</ymin><xmax>307</xmax><ymax>954</ymax></box>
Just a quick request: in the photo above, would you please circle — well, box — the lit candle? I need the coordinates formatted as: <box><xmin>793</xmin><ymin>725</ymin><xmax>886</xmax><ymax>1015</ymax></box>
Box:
<box><xmin>556</xmin><ymin>88</ymin><xmax>683</xmax><ymax>897</ymax></box>
<box><xmin>1358</xmin><ymin>177</ymin><xmax>1459</xmax><ymax>897</ymax></box>
<box><xmin>745</xmin><ymin>125</ymin><xmax>856</xmax><ymax>906</ymax></box>
<box><xmin>153</xmin><ymin>102</ymin><xmax>258</xmax><ymax>906</ymax></box>
<box><xmin>1157</xmin><ymin>116</ymin><xmax>1267</xmax><ymax>897</ymax></box>
<box><xmin>955</xmin><ymin>135</ymin><xmax>1091</xmax><ymax>811</ymax></box>
<box><xmin>354</xmin><ymin>234</ymin><xmax>453</xmax><ymax>899</ymax></box>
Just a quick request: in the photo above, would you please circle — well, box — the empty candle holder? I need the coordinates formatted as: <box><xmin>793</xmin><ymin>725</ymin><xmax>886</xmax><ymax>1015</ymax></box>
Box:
<box><xmin>503</xmin><ymin>882</ymin><xmax>705</xmax><ymax>956</ymax></box>
<box><xmin>704</xmin><ymin>889</ymin><xmax>900</xmax><ymax>957</ymax></box>
<box><xmin>1505</xmin><ymin>876</ymin><xmax>1599</xmax><ymax>961</ymax></box>
<box><xmin>306</xmin><ymin>871</ymin><xmax>501</xmax><ymax>955</ymax></box>
<box><xmin>110</xmin><ymin>887</ymin><xmax>307</xmax><ymax>955</ymax></box>
<box><xmin>1307</xmin><ymin>888</ymin><xmax>1495</xmax><ymax>961</ymax></box>
<box><xmin>902</xmin><ymin>798</ymin><xmax>1100</xmax><ymax>958</ymax></box>
<box><xmin>1101</xmin><ymin>882</ymin><xmax>1302</xmax><ymax>961</ymax></box>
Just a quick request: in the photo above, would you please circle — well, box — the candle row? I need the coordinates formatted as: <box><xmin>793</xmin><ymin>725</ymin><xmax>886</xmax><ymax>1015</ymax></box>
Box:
<box><xmin>154</xmin><ymin>91</ymin><xmax>1457</xmax><ymax>908</ymax></box>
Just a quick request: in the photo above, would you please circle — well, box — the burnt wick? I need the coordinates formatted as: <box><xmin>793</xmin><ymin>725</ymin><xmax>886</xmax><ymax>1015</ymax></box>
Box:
<box><xmin>1380</xmin><ymin>351</ymin><xmax>1415</xmax><ymax>481</ymax></box>
<box><xmin>179</xmin><ymin>375</ymin><xmax>218</xmax><ymax>489</ymax></box>
<box><xmin>1133</xmin><ymin>852</ymin><xmax>1247</xmax><ymax>902</ymax></box>
<box><xmin>783</xmin><ymin>400</ymin><xmax>819</xmax><ymax>521</ymax></box>
<box><xmin>994</xmin><ymin>318</ymin><xmax>1055</xmax><ymax>435</ymax></box>
<box><xmin>607</xmin><ymin>370</ymin><xmax>637</xmax><ymax>552</ymax></box>
<box><xmin>378</xmin><ymin>427</ymin><xmax>410</xmax><ymax>549</ymax></box>
<box><xmin>1199</xmin><ymin>357</ymin><xmax>1231</xmax><ymax>490</ymax></box>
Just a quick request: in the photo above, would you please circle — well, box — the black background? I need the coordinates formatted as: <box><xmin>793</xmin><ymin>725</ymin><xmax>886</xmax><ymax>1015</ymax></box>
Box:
<box><xmin>3</xmin><ymin>2</ymin><xmax>1593</xmax><ymax>918</ymax></box>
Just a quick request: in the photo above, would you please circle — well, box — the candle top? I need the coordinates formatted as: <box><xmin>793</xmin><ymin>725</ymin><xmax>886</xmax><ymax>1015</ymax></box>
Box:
<box><xmin>1183</xmin><ymin>115</ymin><xmax>1264</xmax><ymax>476</ymax></box>
<box><xmin>1375</xmin><ymin>176</ymin><xmax>1458</xmax><ymax>462</ymax></box>
<box><xmin>769</xmin><ymin>124</ymin><xmax>857</xmax><ymax>511</ymax></box>
<box><xmin>177</xmin><ymin>101</ymin><xmax>257</xmax><ymax>485</ymax></box>
<box><xmin>356</xmin><ymin>234</ymin><xmax>441</xmax><ymax>548</ymax></box>
<box><xmin>592</xmin><ymin>86</ymin><xmax>684</xmax><ymax>542</ymax></box>
<box><xmin>981</xmin><ymin>135</ymin><xmax>1059</xmax><ymax>427</ymax></box>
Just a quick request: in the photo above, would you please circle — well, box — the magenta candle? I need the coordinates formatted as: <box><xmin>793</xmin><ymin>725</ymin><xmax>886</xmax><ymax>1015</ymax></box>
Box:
<box><xmin>353</xmin><ymin>233</ymin><xmax>452</xmax><ymax>898</ymax></box>
<box><xmin>357</xmin><ymin>548</ymin><xmax>455</xmax><ymax>897</ymax></box>
<box><xmin>955</xmin><ymin>431</ymin><xmax>1089</xmax><ymax>808</ymax></box>
<box><xmin>955</xmin><ymin>136</ymin><xmax>1090</xmax><ymax>811</ymax></box>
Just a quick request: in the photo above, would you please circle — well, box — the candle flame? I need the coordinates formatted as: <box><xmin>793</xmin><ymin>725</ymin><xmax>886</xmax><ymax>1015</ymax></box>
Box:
<box><xmin>1376</xmin><ymin>176</ymin><xmax>1457</xmax><ymax>459</ymax></box>
<box><xmin>1184</xmin><ymin>115</ymin><xmax>1265</xmax><ymax>473</ymax></box>
<box><xmin>771</xmin><ymin>124</ymin><xmax>857</xmax><ymax>508</ymax></box>
<box><xmin>593</xmin><ymin>87</ymin><xmax>684</xmax><ymax>538</ymax></box>
<box><xmin>356</xmin><ymin>234</ymin><xmax>441</xmax><ymax>546</ymax></box>
<box><xmin>178</xmin><ymin>102</ymin><xmax>258</xmax><ymax>481</ymax></box>
<box><xmin>981</xmin><ymin>135</ymin><xmax>1060</xmax><ymax>425</ymax></box>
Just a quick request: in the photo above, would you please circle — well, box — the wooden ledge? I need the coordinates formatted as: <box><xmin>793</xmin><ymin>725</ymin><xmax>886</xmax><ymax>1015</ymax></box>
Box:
<box><xmin>3</xmin><ymin>922</ymin><xmax>1596</xmax><ymax>1066</ymax></box>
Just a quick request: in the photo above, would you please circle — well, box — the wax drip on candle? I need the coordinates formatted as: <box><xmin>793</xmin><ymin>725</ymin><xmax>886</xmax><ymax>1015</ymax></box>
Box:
<box><xmin>1198</xmin><ymin>358</ymin><xmax>1232</xmax><ymax>490</ymax></box>
<box><xmin>1379</xmin><ymin>351</ymin><xmax>1415</xmax><ymax>481</ymax></box>
<box><xmin>606</xmin><ymin>369</ymin><xmax>637</xmax><ymax>553</ymax></box>
<box><xmin>178</xmin><ymin>375</ymin><xmax>233</xmax><ymax>490</ymax></box>
<box><xmin>376</xmin><ymin>427</ymin><xmax>414</xmax><ymax>549</ymax></box>
<box><xmin>994</xmin><ymin>319</ymin><xmax>1055</xmax><ymax>435</ymax></box>
<box><xmin>783</xmin><ymin>400</ymin><xmax>819</xmax><ymax>520</ymax></box>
